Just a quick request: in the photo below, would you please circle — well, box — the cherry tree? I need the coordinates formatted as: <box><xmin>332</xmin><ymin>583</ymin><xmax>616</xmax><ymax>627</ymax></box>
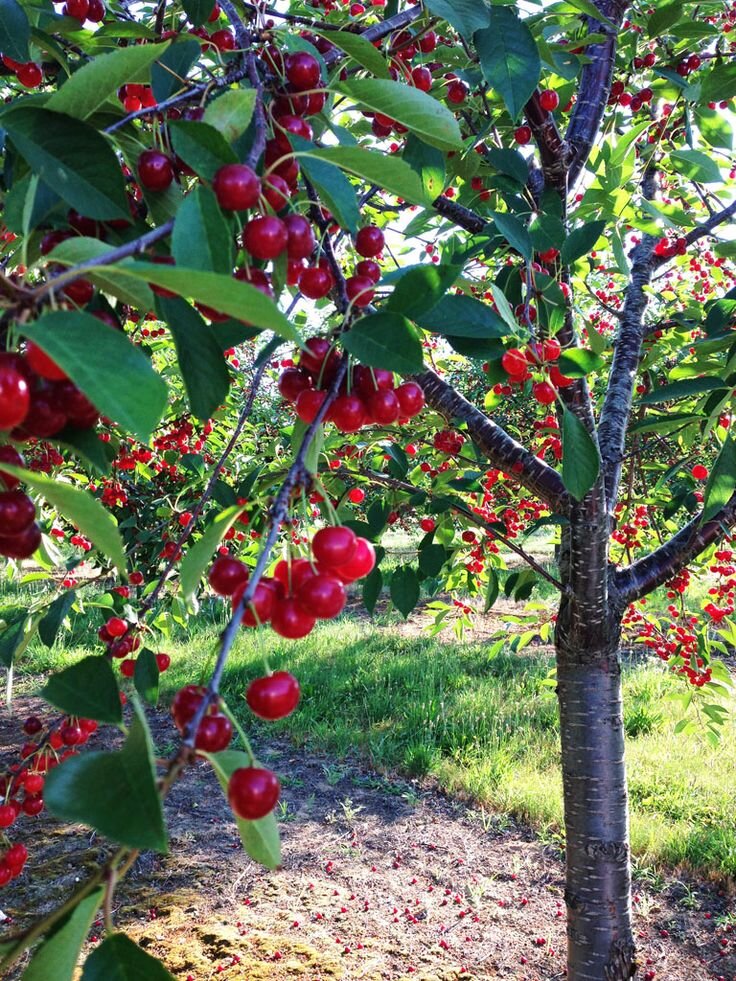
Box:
<box><xmin>0</xmin><ymin>0</ymin><xmax>735</xmax><ymax>978</ymax></box>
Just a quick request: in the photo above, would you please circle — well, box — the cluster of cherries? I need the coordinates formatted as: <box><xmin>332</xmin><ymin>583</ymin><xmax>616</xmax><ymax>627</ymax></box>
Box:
<box><xmin>208</xmin><ymin>523</ymin><xmax>376</xmax><ymax>640</ymax></box>
<box><xmin>278</xmin><ymin>338</ymin><xmax>425</xmax><ymax>433</ymax></box>
<box><xmin>97</xmin><ymin>616</ymin><xmax>172</xmax><ymax>679</ymax></box>
<box><xmin>500</xmin><ymin>338</ymin><xmax>573</xmax><ymax>405</ymax></box>
<box><xmin>0</xmin><ymin>444</ymin><xmax>39</xmax><ymax>560</ymax></box>
<box><xmin>172</xmin><ymin>670</ymin><xmax>301</xmax><ymax>820</ymax></box>
<box><xmin>0</xmin><ymin>713</ymin><xmax>100</xmax><ymax>885</ymax></box>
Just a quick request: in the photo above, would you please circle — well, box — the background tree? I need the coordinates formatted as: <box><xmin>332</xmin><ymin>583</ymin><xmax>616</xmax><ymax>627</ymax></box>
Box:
<box><xmin>0</xmin><ymin>0</ymin><xmax>734</xmax><ymax>979</ymax></box>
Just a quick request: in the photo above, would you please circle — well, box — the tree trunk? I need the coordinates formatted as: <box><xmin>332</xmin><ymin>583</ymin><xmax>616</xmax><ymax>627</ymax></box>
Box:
<box><xmin>556</xmin><ymin>636</ymin><xmax>636</xmax><ymax>980</ymax></box>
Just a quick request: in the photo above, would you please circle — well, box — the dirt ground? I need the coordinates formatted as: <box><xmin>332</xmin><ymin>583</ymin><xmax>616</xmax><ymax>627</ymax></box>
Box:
<box><xmin>1</xmin><ymin>700</ymin><xmax>735</xmax><ymax>981</ymax></box>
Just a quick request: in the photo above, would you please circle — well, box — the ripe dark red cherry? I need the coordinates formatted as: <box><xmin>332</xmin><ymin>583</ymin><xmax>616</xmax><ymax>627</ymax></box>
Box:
<box><xmin>330</xmin><ymin>394</ymin><xmax>365</xmax><ymax>433</ymax></box>
<box><xmin>355</xmin><ymin>225</ymin><xmax>384</xmax><ymax>258</ymax></box>
<box><xmin>539</xmin><ymin>89</ymin><xmax>560</xmax><ymax>112</ymax></box>
<box><xmin>105</xmin><ymin>616</ymin><xmax>128</xmax><ymax>638</ymax></box>
<box><xmin>137</xmin><ymin>150</ymin><xmax>174</xmax><ymax>191</ymax></box>
<box><xmin>62</xmin><ymin>277</ymin><xmax>95</xmax><ymax>306</ymax></box>
<box><xmin>64</xmin><ymin>0</ymin><xmax>89</xmax><ymax>20</ymax></box>
<box><xmin>278</xmin><ymin>368</ymin><xmax>312</xmax><ymax>403</ymax></box>
<box><xmin>532</xmin><ymin>381</ymin><xmax>557</xmax><ymax>405</ymax></box>
<box><xmin>156</xmin><ymin>652</ymin><xmax>171</xmax><ymax>672</ymax></box>
<box><xmin>411</xmin><ymin>66</ymin><xmax>432</xmax><ymax>92</ymax></box>
<box><xmin>270</xmin><ymin>597</ymin><xmax>316</xmax><ymax>639</ymax></box>
<box><xmin>396</xmin><ymin>382</ymin><xmax>425</xmax><ymax>418</ymax></box>
<box><xmin>295</xmin><ymin>388</ymin><xmax>327</xmax><ymax>423</ymax></box>
<box><xmin>0</xmin><ymin>491</ymin><xmax>35</xmax><ymax>537</ymax></box>
<box><xmin>299</xmin><ymin>266</ymin><xmax>332</xmax><ymax>300</ymax></box>
<box><xmin>212</xmin><ymin>163</ymin><xmax>261</xmax><ymax>211</ymax></box>
<box><xmin>0</xmin><ymin>446</ymin><xmax>24</xmax><ymax>489</ymax></box>
<box><xmin>194</xmin><ymin>713</ymin><xmax>232</xmax><ymax>752</ymax></box>
<box><xmin>296</xmin><ymin>574</ymin><xmax>346</xmax><ymax>619</ymax></box>
<box><xmin>514</xmin><ymin>125</ymin><xmax>532</xmax><ymax>145</ymax></box>
<box><xmin>246</xmin><ymin>671</ymin><xmax>300</xmax><ymax>720</ymax></box>
<box><xmin>87</xmin><ymin>0</ymin><xmax>105</xmax><ymax>20</ymax></box>
<box><xmin>299</xmin><ymin>337</ymin><xmax>334</xmax><ymax>376</ymax></box>
<box><xmin>312</xmin><ymin>525</ymin><xmax>357</xmax><ymax>568</ymax></box>
<box><xmin>171</xmin><ymin>684</ymin><xmax>217</xmax><ymax>732</ymax></box>
<box><xmin>232</xmin><ymin>579</ymin><xmax>276</xmax><ymax>627</ymax></box>
<box><xmin>284</xmin><ymin>214</ymin><xmax>316</xmax><ymax>260</ymax></box>
<box><xmin>355</xmin><ymin>259</ymin><xmax>381</xmax><ymax>284</ymax></box>
<box><xmin>23</xmin><ymin>716</ymin><xmax>43</xmax><ymax>735</ymax></box>
<box><xmin>0</xmin><ymin>356</ymin><xmax>30</xmax><ymax>430</ymax></box>
<box><xmin>447</xmin><ymin>80</ymin><xmax>468</xmax><ymax>104</ymax></box>
<box><xmin>0</xmin><ymin>522</ymin><xmax>41</xmax><ymax>559</ymax></box>
<box><xmin>243</xmin><ymin>216</ymin><xmax>289</xmax><ymax>260</ymax></box>
<box><xmin>418</xmin><ymin>30</ymin><xmax>437</xmax><ymax>53</ymax></box>
<box><xmin>501</xmin><ymin>348</ymin><xmax>528</xmax><ymax>377</ymax></box>
<box><xmin>24</xmin><ymin>342</ymin><xmax>67</xmax><ymax>381</ymax></box>
<box><xmin>346</xmin><ymin>275</ymin><xmax>375</xmax><ymax>307</ymax></box>
<box><xmin>210</xmin><ymin>29</ymin><xmax>235</xmax><ymax>51</ymax></box>
<box><xmin>16</xmin><ymin>63</ymin><xmax>42</xmax><ymax>88</ymax></box>
<box><xmin>332</xmin><ymin>537</ymin><xmax>376</xmax><ymax>583</ymax></box>
<box><xmin>367</xmin><ymin>388</ymin><xmax>401</xmax><ymax>425</ymax></box>
<box><xmin>208</xmin><ymin>555</ymin><xmax>248</xmax><ymax>596</ymax></box>
<box><xmin>285</xmin><ymin>52</ymin><xmax>321</xmax><ymax>92</ymax></box>
<box><xmin>228</xmin><ymin>766</ymin><xmax>280</xmax><ymax>820</ymax></box>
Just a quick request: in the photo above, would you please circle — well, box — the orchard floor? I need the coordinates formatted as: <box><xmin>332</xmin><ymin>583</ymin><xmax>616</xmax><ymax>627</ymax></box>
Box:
<box><xmin>2</xmin><ymin>702</ymin><xmax>736</xmax><ymax>980</ymax></box>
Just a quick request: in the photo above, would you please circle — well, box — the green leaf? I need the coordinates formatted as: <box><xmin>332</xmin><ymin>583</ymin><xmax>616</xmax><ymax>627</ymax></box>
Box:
<box><xmin>0</xmin><ymin>0</ymin><xmax>29</xmax><ymax>63</ymax></box>
<box><xmin>561</xmin><ymin>409</ymin><xmax>600</xmax><ymax>501</ymax></box>
<box><xmin>702</xmin><ymin>436</ymin><xmax>736</xmax><ymax>523</ymax></box>
<box><xmin>180</xmin><ymin>506</ymin><xmax>245</xmax><ymax>601</ymax></box>
<box><xmin>294</xmin><ymin>144</ymin><xmax>360</xmax><ymax>235</ymax></box>
<box><xmin>47</xmin><ymin>42</ymin><xmax>170</xmax><ymax>120</ymax></box>
<box><xmin>415</xmin><ymin>294</ymin><xmax>507</xmax><ymax>338</ymax></box>
<box><xmin>640</xmin><ymin>376</ymin><xmax>726</xmax><ymax>404</ymax></box>
<box><xmin>390</xmin><ymin>565</ymin><xmax>420</xmax><ymax>618</ymax></box>
<box><xmin>362</xmin><ymin>567</ymin><xmax>383</xmax><ymax>615</ymax></box>
<box><xmin>172</xmin><ymin>184</ymin><xmax>232</xmax><ymax>273</ymax></box>
<box><xmin>648</xmin><ymin>1</ymin><xmax>684</xmax><ymax>36</ymax></box>
<box><xmin>492</xmin><ymin>211</ymin><xmax>533</xmax><ymax>261</ymax></box>
<box><xmin>81</xmin><ymin>934</ymin><xmax>174</xmax><ymax>981</ymax></box>
<box><xmin>403</xmin><ymin>134</ymin><xmax>446</xmax><ymax>201</ymax></box>
<box><xmin>670</xmin><ymin>149</ymin><xmax>722</xmax><ymax>184</ymax></box>
<box><xmin>169</xmin><ymin>120</ymin><xmax>238</xmax><ymax>181</ymax></box>
<box><xmin>45</xmin><ymin>702</ymin><xmax>167</xmax><ymax>852</ymax></box>
<box><xmin>128</xmin><ymin>262</ymin><xmax>300</xmax><ymax>343</ymax></box>
<box><xmin>0</xmin><ymin>614</ymin><xmax>31</xmax><ymax>668</ymax></box>
<box><xmin>560</xmin><ymin>220</ymin><xmax>606</xmax><ymax>265</ymax></box>
<box><xmin>424</xmin><ymin>0</ymin><xmax>490</xmax><ymax>38</ymax></box>
<box><xmin>489</xmin><ymin>282</ymin><xmax>518</xmax><ymax>332</ymax></box>
<box><xmin>204</xmin><ymin>88</ymin><xmax>257</xmax><ymax>142</ymax></box>
<box><xmin>134</xmin><ymin>648</ymin><xmax>160</xmax><ymax>707</ymax></box>
<box><xmin>156</xmin><ymin>297</ymin><xmax>230</xmax><ymax>420</ymax></box>
<box><xmin>40</xmin><ymin>655</ymin><xmax>122</xmax><ymax>725</ymax></box>
<box><xmin>22</xmin><ymin>889</ymin><xmax>104</xmax><ymax>981</ymax></box>
<box><xmin>419</xmin><ymin>543</ymin><xmax>446</xmax><ymax>577</ymax></box>
<box><xmin>387</xmin><ymin>263</ymin><xmax>459</xmax><ymax>320</ymax></box>
<box><xmin>484</xmin><ymin>568</ymin><xmax>499</xmax><ymax>613</ymax></box>
<box><xmin>305</xmin><ymin>145</ymin><xmax>431</xmax><ymax>207</ymax></box>
<box><xmin>151</xmin><ymin>38</ymin><xmax>200</xmax><ymax>103</ymax></box>
<box><xmin>558</xmin><ymin>348</ymin><xmax>606</xmax><ymax>377</ymax></box>
<box><xmin>17</xmin><ymin>311</ymin><xmax>168</xmax><ymax>443</ymax></box>
<box><xmin>475</xmin><ymin>8</ymin><xmax>541</xmax><ymax>122</ymax></box>
<box><xmin>334</xmin><ymin>78</ymin><xmax>463</xmax><ymax>151</ymax></box>
<box><xmin>55</xmin><ymin>426</ymin><xmax>116</xmax><ymax>477</ymax></box>
<box><xmin>315</xmin><ymin>29</ymin><xmax>390</xmax><ymax>78</ymax></box>
<box><xmin>38</xmin><ymin>590</ymin><xmax>76</xmax><ymax>648</ymax></box>
<box><xmin>2</xmin><ymin>108</ymin><xmax>130</xmax><ymax>221</ymax></box>
<box><xmin>484</xmin><ymin>147</ymin><xmax>529</xmax><ymax>185</ymax></box>
<box><xmin>701</xmin><ymin>63</ymin><xmax>736</xmax><ymax>104</ymax></box>
<box><xmin>291</xmin><ymin>420</ymin><xmax>323</xmax><ymax>476</ymax></box>
<box><xmin>47</xmin><ymin>237</ymin><xmax>154</xmax><ymax>311</ymax></box>
<box><xmin>342</xmin><ymin>313</ymin><xmax>423</xmax><ymax>374</ymax></box>
<box><xmin>205</xmin><ymin>750</ymin><xmax>281</xmax><ymax>869</ymax></box>
<box><xmin>0</xmin><ymin>463</ymin><xmax>127</xmax><ymax>576</ymax></box>
<box><xmin>182</xmin><ymin>0</ymin><xmax>214</xmax><ymax>27</ymax></box>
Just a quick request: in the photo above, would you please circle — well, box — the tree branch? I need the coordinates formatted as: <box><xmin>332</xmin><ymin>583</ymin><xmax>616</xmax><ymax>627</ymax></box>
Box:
<box><xmin>524</xmin><ymin>90</ymin><xmax>569</xmax><ymax>194</ymax></box>
<box><xmin>415</xmin><ymin>368</ymin><xmax>570</xmax><ymax>513</ymax></box>
<box><xmin>614</xmin><ymin>492</ymin><xmax>736</xmax><ymax>606</ymax></box>
<box><xmin>323</xmin><ymin>5</ymin><xmax>423</xmax><ymax>66</ymax></box>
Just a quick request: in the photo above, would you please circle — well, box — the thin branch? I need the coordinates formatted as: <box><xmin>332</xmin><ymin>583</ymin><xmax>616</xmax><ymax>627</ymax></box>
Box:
<box><xmin>524</xmin><ymin>90</ymin><xmax>569</xmax><ymax>194</ymax></box>
<box><xmin>323</xmin><ymin>5</ymin><xmax>424</xmax><ymax>66</ymax></box>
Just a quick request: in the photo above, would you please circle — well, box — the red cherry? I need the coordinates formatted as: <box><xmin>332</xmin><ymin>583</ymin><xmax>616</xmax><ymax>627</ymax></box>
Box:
<box><xmin>299</xmin><ymin>337</ymin><xmax>333</xmax><ymax>376</ymax></box>
<box><xmin>549</xmin><ymin>364</ymin><xmax>574</xmax><ymax>389</ymax></box>
<box><xmin>232</xmin><ymin>579</ymin><xmax>276</xmax><ymax>627</ymax></box>
<box><xmin>52</xmin><ymin>381</ymin><xmax>98</xmax><ymax>428</ymax></box>
<box><xmin>5</xmin><ymin>843</ymin><xmax>28</xmax><ymax>871</ymax></box>
<box><xmin>171</xmin><ymin>684</ymin><xmax>216</xmax><ymax>732</ymax></box>
<box><xmin>411</xmin><ymin>66</ymin><xmax>432</xmax><ymax>92</ymax></box>
<box><xmin>420</xmin><ymin>517</ymin><xmax>436</xmax><ymax>533</ymax></box>
<box><xmin>0</xmin><ymin>805</ymin><xmax>15</xmax><ymax>829</ymax></box>
<box><xmin>64</xmin><ymin>0</ymin><xmax>89</xmax><ymax>19</ymax></box>
<box><xmin>16</xmin><ymin>63</ymin><xmax>42</xmax><ymax>88</ymax></box>
<box><xmin>207</xmin><ymin>2</ymin><xmax>220</xmax><ymax>20</ymax></box>
<box><xmin>299</xmin><ymin>266</ymin><xmax>332</xmax><ymax>300</ymax></box>
<box><xmin>692</xmin><ymin>464</ymin><xmax>709</xmax><ymax>480</ymax></box>
<box><xmin>447</xmin><ymin>80</ymin><xmax>468</xmax><ymax>104</ymax></box>
<box><xmin>539</xmin><ymin>89</ymin><xmax>559</xmax><ymax>112</ymax></box>
<box><xmin>296</xmin><ymin>573</ymin><xmax>346</xmax><ymax>619</ymax></box>
<box><xmin>367</xmin><ymin>388</ymin><xmax>401</xmax><ymax>425</ymax></box>
<box><xmin>346</xmin><ymin>275</ymin><xmax>375</xmax><ymax>307</ymax></box>
<box><xmin>228</xmin><ymin>766</ymin><xmax>280</xmax><ymax>819</ymax></box>
<box><xmin>210</xmin><ymin>29</ymin><xmax>235</xmax><ymax>51</ymax></box>
<box><xmin>514</xmin><ymin>125</ymin><xmax>532</xmax><ymax>145</ymax></box>
<box><xmin>532</xmin><ymin>381</ymin><xmax>557</xmax><ymax>405</ymax></box>
<box><xmin>87</xmin><ymin>0</ymin><xmax>105</xmax><ymax>20</ymax></box>
<box><xmin>418</xmin><ymin>31</ymin><xmax>437</xmax><ymax>53</ymax></box>
<box><xmin>396</xmin><ymin>382</ymin><xmax>425</xmax><ymax>418</ymax></box>
<box><xmin>62</xmin><ymin>277</ymin><xmax>95</xmax><ymax>306</ymax></box>
<box><xmin>263</xmin><ymin>174</ymin><xmax>290</xmax><ymax>212</ymax></box>
<box><xmin>0</xmin><ymin>491</ymin><xmax>35</xmax><ymax>537</ymax></box>
<box><xmin>501</xmin><ymin>348</ymin><xmax>528</xmax><ymax>377</ymax></box>
<box><xmin>137</xmin><ymin>150</ymin><xmax>174</xmax><ymax>192</ymax></box>
<box><xmin>155</xmin><ymin>652</ymin><xmax>171</xmax><ymax>672</ymax></box>
<box><xmin>61</xmin><ymin>723</ymin><xmax>83</xmax><ymax>746</ymax></box>
<box><xmin>295</xmin><ymin>388</ymin><xmax>328</xmax><ymax>423</ymax></box>
<box><xmin>246</xmin><ymin>671</ymin><xmax>300</xmax><ymax>720</ymax></box>
<box><xmin>109</xmin><ymin>636</ymin><xmax>134</xmax><ymax>659</ymax></box>
<box><xmin>120</xmin><ymin>659</ymin><xmax>135</xmax><ymax>678</ymax></box>
<box><xmin>542</xmin><ymin>338</ymin><xmax>561</xmax><ymax>361</ymax></box>
<box><xmin>23</xmin><ymin>716</ymin><xmax>43</xmax><ymax>735</ymax></box>
<box><xmin>284</xmin><ymin>214</ymin><xmax>316</xmax><ymax>260</ymax></box>
<box><xmin>271</xmin><ymin>597</ymin><xmax>316</xmax><ymax>638</ymax></box>
<box><xmin>330</xmin><ymin>393</ymin><xmax>366</xmax><ymax>433</ymax></box>
<box><xmin>353</xmin><ymin>365</ymin><xmax>393</xmax><ymax>397</ymax></box>
<box><xmin>194</xmin><ymin>713</ymin><xmax>232</xmax><ymax>752</ymax></box>
<box><xmin>243</xmin><ymin>216</ymin><xmax>289</xmax><ymax>260</ymax></box>
<box><xmin>285</xmin><ymin>52</ymin><xmax>321</xmax><ymax>92</ymax></box>
<box><xmin>24</xmin><ymin>342</ymin><xmax>67</xmax><ymax>381</ymax></box>
<box><xmin>347</xmin><ymin>487</ymin><xmax>365</xmax><ymax>505</ymax></box>
<box><xmin>312</xmin><ymin>525</ymin><xmax>357</xmax><ymax>567</ymax></box>
<box><xmin>208</xmin><ymin>555</ymin><xmax>248</xmax><ymax>596</ymax></box>
<box><xmin>24</xmin><ymin>772</ymin><xmax>44</xmax><ymax>794</ymax></box>
<box><xmin>355</xmin><ymin>259</ymin><xmax>381</xmax><ymax>284</ymax></box>
<box><xmin>355</xmin><ymin>225</ymin><xmax>384</xmax><ymax>258</ymax></box>
<box><xmin>22</xmin><ymin>795</ymin><xmax>44</xmax><ymax>816</ymax></box>
<box><xmin>273</xmin><ymin>557</ymin><xmax>314</xmax><ymax>593</ymax></box>
<box><xmin>278</xmin><ymin>367</ymin><xmax>312</xmax><ymax>403</ymax></box>
<box><xmin>0</xmin><ymin>864</ymin><xmax>11</xmax><ymax>886</ymax></box>
<box><xmin>105</xmin><ymin>616</ymin><xmax>128</xmax><ymax>638</ymax></box>
<box><xmin>212</xmin><ymin>163</ymin><xmax>261</xmax><ymax>211</ymax></box>
<box><xmin>0</xmin><ymin>355</ymin><xmax>30</xmax><ymax>429</ymax></box>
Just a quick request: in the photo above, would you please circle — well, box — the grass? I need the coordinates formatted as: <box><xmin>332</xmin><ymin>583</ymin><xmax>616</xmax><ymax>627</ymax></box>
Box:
<box><xmin>14</xmin><ymin>594</ymin><xmax>736</xmax><ymax>882</ymax></box>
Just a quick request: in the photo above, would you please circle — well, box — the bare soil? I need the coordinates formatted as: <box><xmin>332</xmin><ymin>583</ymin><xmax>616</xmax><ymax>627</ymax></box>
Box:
<box><xmin>1</xmin><ymin>700</ymin><xmax>735</xmax><ymax>980</ymax></box>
